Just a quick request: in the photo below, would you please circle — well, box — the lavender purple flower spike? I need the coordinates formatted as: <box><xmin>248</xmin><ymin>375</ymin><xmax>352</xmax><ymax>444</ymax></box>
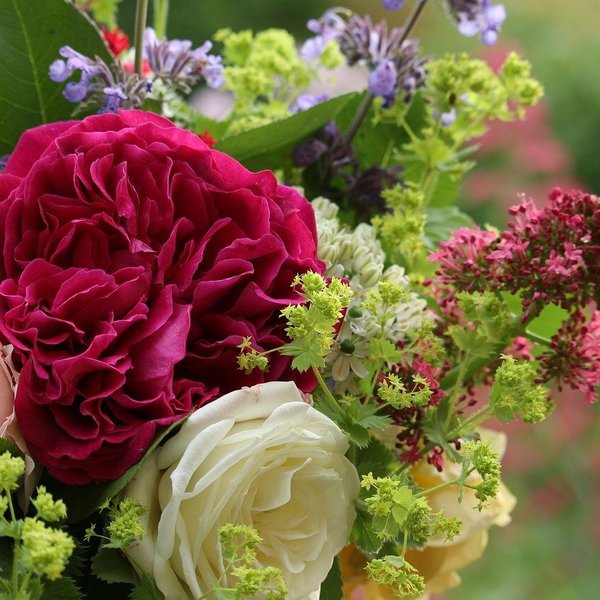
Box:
<box><xmin>143</xmin><ymin>28</ymin><xmax>224</xmax><ymax>93</ymax></box>
<box><xmin>49</xmin><ymin>29</ymin><xmax>224</xmax><ymax>114</ymax></box>
<box><xmin>302</xmin><ymin>8</ymin><xmax>427</xmax><ymax>108</ymax></box>
<box><xmin>446</xmin><ymin>0</ymin><xmax>507</xmax><ymax>46</ymax></box>
<box><xmin>49</xmin><ymin>47</ymin><xmax>149</xmax><ymax>113</ymax></box>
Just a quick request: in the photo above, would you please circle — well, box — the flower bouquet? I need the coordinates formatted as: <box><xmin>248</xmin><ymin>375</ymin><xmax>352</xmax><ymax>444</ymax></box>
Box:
<box><xmin>0</xmin><ymin>0</ymin><xmax>598</xmax><ymax>598</ymax></box>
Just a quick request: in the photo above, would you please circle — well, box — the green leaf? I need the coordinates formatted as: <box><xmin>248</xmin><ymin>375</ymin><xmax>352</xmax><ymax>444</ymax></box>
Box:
<box><xmin>320</xmin><ymin>557</ymin><xmax>343</xmax><ymax>600</ymax></box>
<box><xmin>215</xmin><ymin>93</ymin><xmax>356</xmax><ymax>162</ymax></box>
<box><xmin>41</xmin><ymin>577</ymin><xmax>82</xmax><ymax>600</ymax></box>
<box><xmin>0</xmin><ymin>438</ymin><xmax>19</xmax><ymax>456</ymax></box>
<box><xmin>343</xmin><ymin>422</ymin><xmax>370</xmax><ymax>449</ymax></box>
<box><xmin>355</xmin><ymin>438</ymin><xmax>395</xmax><ymax>478</ymax></box>
<box><xmin>352</xmin><ymin>510</ymin><xmax>382</xmax><ymax>555</ymax></box>
<box><xmin>91</xmin><ymin>547</ymin><xmax>138</xmax><ymax>585</ymax></box>
<box><xmin>88</xmin><ymin>0</ymin><xmax>123</xmax><ymax>28</ymax></box>
<box><xmin>423</xmin><ymin>207</ymin><xmax>475</xmax><ymax>248</ymax></box>
<box><xmin>45</xmin><ymin>418</ymin><xmax>185</xmax><ymax>523</ymax></box>
<box><xmin>0</xmin><ymin>0</ymin><xmax>111</xmax><ymax>154</ymax></box>
<box><xmin>129</xmin><ymin>573</ymin><xmax>164</xmax><ymax>600</ymax></box>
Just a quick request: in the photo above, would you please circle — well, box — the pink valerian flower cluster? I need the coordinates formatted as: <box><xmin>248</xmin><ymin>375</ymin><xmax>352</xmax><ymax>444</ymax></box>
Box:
<box><xmin>539</xmin><ymin>311</ymin><xmax>600</xmax><ymax>404</ymax></box>
<box><xmin>430</xmin><ymin>189</ymin><xmax>600</xmax><ymax>318</ymax></box>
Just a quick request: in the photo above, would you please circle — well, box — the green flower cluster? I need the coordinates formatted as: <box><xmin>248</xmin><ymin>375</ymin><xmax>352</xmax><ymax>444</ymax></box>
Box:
<box><xmin>0</xmin><ymin>451</ymin><xmax>75</xmax><ymax>597</ymax></box>
<box><xmin>491</xmin><ymin>355</ymin><xmax>553</xmax><ymax>424</ymax></box>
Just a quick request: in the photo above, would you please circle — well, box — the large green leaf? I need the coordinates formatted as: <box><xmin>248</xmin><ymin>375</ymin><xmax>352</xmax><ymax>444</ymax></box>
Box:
<box><xmin>215</xmin><ymin>93</ymin><xmax>356</xmax><ymax>162</ymax></box>
<box><xmin>0</xmin><ymin>0</ymin><xmax>110</xmax><ymax>154</ymax></box>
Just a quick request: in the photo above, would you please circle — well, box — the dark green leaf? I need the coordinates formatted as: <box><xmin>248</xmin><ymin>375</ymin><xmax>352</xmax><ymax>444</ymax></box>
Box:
<box><xmin>129</xmin><ymin>573</ymin><xmax>164</xmax><ymax>600</ymax></box>
<box><xmin>0</xmin><ymin>538</ymin><xmax>12</xmax><ymax>578</ymax></box>
<box><xmin>355</xmin><ymin>438</ymin><xmax>395</xmax><ymax>478</ymax></box>
<box><xmin>352</xmin><ymin>510</ymin><xmax>382</xmax><ymax>555</ymax></box>
<box><xmin>92</xmin><ymin>547</ymin><xmax>138</xmax><ymax>585</ymax></box>
<box><xmin>41</xmin><ymin>577</ymin><xmax>82</xmax><ymax>600</ymax></box>
<box><xmin>215</xmin><ymin>93</ymin><xmax>356</xmax><ymax>162</ymax></box>
<box><xmin>0</xmin><ymin>0</ymin><xmax>111</xmax><ymax>154</ymax></box>
<box><xmin>0</xmin><ymin>438</ymin><xmax>19</xmax><ymax>456</ymax></box>
<box><xmin>46</xmin><ymin>418</ymin><xmax>185</xmax><ymax>523</ymax></box>
<box><xmin>320</xmin><ymin>557</ymin><xmax>343</xmax><ymax>600</ymax></box>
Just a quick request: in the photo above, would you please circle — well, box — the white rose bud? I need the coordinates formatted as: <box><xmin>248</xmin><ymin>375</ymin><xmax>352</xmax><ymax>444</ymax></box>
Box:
<box><xmin>124</xmin><ymin>381</ymin><xmax>359</xmax><ymax>600</ymax></box>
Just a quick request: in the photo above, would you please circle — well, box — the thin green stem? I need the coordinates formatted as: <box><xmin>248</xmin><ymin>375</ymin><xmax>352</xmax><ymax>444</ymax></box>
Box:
<box><xmin>344</xmin><ymin>0</ymin><xmax>431</xmax><ymax>145</ymax></box>
<box><xmin>312</xmin><ymin>367</ymin><xmax>343</xmax><ymax>416</ymax></box>
<box><xmin>524</xmin><ymin>329</ymin><xmax>552</xmax><ymax>346</ymax></box>
<box><xmin>134</xmin><ymin>0</ymin><xmax>150</xmax><ymax>76</ymax></box>
<box><xmin>153</xmin><ymin>0</ymin><xmax>169</xmax><ymax>40</ymax></box>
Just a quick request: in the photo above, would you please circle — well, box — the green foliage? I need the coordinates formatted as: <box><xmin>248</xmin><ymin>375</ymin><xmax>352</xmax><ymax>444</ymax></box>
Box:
<box><xmin>79</xmin><ymin>0</ymin><xmax>124</xmax><ymax>28</ymax></box>
<box><xmin>129</xmin><ymin>573</ymin><xmax>165</xmax><ymax>600</ymax></box>
<box><xmin>460</xmin><ymin>440</ymin><xmax>502</xmax><ymax>509</ymax></box>
<box><xmin>91</xmin><ymin>547</ymin><xmax>138</xmax><ymax>585</ymax></box>
<box><xmin>41</xmin><ymin>576</ymin><xmax>82</xmax><ymax>600</ymax></box>
<box><xmin>216</xmin><ymin>92</ymin><xmax>355</xmax><ymax>163</ymax></box>
<box><xmin>320</xmin><ymin>558</ymin><xmax>342</xmax><ymax>600</ymax></box>
<box><xmin>0</xmin><ymin>0</ymin><xmax>111</xmax><ymax>154</ymax></box>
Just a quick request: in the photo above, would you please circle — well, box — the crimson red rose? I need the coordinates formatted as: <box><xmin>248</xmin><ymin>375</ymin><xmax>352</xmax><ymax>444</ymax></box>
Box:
<box><xmin>0</xmin><ymin>110</ymin><xmax>323</xmax><ymax>484</ymax></box>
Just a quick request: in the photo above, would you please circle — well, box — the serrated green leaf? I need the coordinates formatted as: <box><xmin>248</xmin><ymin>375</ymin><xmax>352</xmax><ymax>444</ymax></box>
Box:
<box><xmin>215</xmin><ymin>93</ymin><xmax>356</xmax><ymax>162</ymax></box>
<box><xmin>91</xmin><ymin>548</ymin><xmax>137</xmax><ymax>585</ymax></box>
<box><xmin>343</xmin><ymin>422</ymin><xmax>370</xmax><ymax>449</ymax></box>
<box><xmin>41</xmin><ymin>577</ymin><xmax>82</xmax><ymax>600</ymax></box>
<box><xmin>320</xmin><ymin>557</ymin><xmax>343</xmax><ymax>600</ymax></box>
<box><xmin>355</xmin><ymin>438</ymin><xmax>395</xmax><ymax>478</ymax></box>
<box><xmin>45</xmin><ymin>417</ymin><xmax>185</xmax><ymax>523</ymax></box>
<box><xmin>88</xmin><ymin>0</ymin><xmax>123</xmax><ymax>29</ymax></box>
<box><xmin>352</xmin><ymin>510</ymin><xmax>382</xmax><ymax>555</ymax></box>
<box><xmin>129</xmin><ymin>573</ymin><xmax>164</xmax><ymax>600</ymax></box>
<box><xmin>0</xmin><ymin>0</ymin><xmax>111</xmax><ymax>154</ymax></box>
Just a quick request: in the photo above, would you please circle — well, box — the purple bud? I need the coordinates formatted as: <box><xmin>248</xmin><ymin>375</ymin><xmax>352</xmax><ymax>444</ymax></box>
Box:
<box><xmin>383</xmin><ymin>0</ymin><xmax>405</xmax><ymax>9</ymax></box>
<box><xmin>49</xmin><ymin>59</ymin><xmax>72</xmax><ymax>82</ymax></box>
<box><xmin>290</xmin><ymin>93</ymin><xmax>329</xmax><ymax>114</ymax></box>
<box><xmin>63</xmin><ymin>81</ymin><xmax>88</xmax><ymax>103</ymax></box>
<box><xmin>292</xmin><ymin>139</ymin><xmax>329</xmax><ymax>167</ymax></box>
<box><xmin>368</xmin><ymin>60</ymin><xmax>398</xmax><ymax>98</ymax></box>
<box><xmin>441</xmin><ymin>108</ymin><xmax>457</xmax><ymax>127</ymax></box>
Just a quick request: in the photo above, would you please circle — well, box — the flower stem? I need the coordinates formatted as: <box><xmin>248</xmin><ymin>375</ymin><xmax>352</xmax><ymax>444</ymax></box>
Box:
<box><xmin>134</xmin><ymin>0</ymin><xmax>150</xmax><ymax>76</ymax></box>
<box><xmin>153</xmin><ymin>0</ymin><xmax>169</xmax><ymax>40</ymax></box>
<box><xmin>344</xmin><ymin>0</ymin><xmax>431</xmax><ymax>145</ymax></box>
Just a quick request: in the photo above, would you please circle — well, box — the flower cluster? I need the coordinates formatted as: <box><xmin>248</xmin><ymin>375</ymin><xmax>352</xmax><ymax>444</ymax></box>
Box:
<box><xmin>302</xmin><ymin>8</ymin><xmax>428</xmax><ymax>106</ymax></box>
<box><xmin>0</xmin><ymin>111</ymin><xmax>323</xmax><ymax>483</ymax></box>
<box><xmin>430</xmin><ymin>189</ymin><xmax>600</xmax><ymax>317</ymax></box>
<box><xmin>445</xmin><ymin>0</ymin><xmax>507</xmax><ymax>45</ymax></box>
<box><xmin>49</xmin><ymin>46</ymin><xmax>150</xmax><ymax>112</ymax></box>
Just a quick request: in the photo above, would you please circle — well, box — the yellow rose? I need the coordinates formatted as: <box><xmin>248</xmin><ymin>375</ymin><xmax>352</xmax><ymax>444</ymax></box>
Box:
<box><xmin>339</xmin><ymin>429</ymin><xmax>515</xmax><ymax>599</ymax></box>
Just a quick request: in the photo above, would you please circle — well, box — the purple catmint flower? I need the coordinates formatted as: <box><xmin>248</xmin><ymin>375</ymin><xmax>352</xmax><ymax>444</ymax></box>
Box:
<box><xmin>49</xmin><ymin>59</ymin><xmax>73</xmax><ymax>82</ymax></box>
<box><xmin>302</xmin><ymin>9</ymin><xmax>428</xmax><ymax>107</ymax></box>
<box><xmin>383</xmin><ymin>0</ymin><xmax>405</xmax><ymax>9</ymax></box>
<box><xmin>301</xmin><ymin>8</ymin><xmax>349</xmax><ymax>60</ymax></box>
<box><xmin>48</xmin><ymin>46</ymin><xmax>149</xmax><ymax>113</ymax></box>
<box><xmin>368</xmin><ymin>60</ymin><xmax>398</xmax><ymax>103</ymax></box>
<box><xmin>447</xmin><ymin>0</ymin><xmax>506</xmax><ymax>45</ymax></box>
<box><xmin>143</xmin><ymin>28</ymin><xmax>224</xmax><ymax>92</ymax></box>
<box><xmin>289</xmin><ymin>93</ymin><xmax>330</xmax><ymax>114</ymax></box>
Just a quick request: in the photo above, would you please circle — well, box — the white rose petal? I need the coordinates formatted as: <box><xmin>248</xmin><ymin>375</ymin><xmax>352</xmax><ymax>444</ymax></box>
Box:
<box><xmin>125</xmin><ymin>381</ymin><xmax>359</xmax><ymax>600</ymax></box>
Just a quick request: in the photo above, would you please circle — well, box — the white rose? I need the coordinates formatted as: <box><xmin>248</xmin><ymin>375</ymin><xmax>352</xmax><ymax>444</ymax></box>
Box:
<box><xmin>125</xmin><ymin>381</ymin><xmax>360</xmax><ymax>600</ymax></box>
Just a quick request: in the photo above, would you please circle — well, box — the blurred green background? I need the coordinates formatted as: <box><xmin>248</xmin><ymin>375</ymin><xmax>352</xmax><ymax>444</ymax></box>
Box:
<box><xmin>116</xmin><ymin>1</ymin><xmax>600</xmax><ymax>597</ymax></box>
